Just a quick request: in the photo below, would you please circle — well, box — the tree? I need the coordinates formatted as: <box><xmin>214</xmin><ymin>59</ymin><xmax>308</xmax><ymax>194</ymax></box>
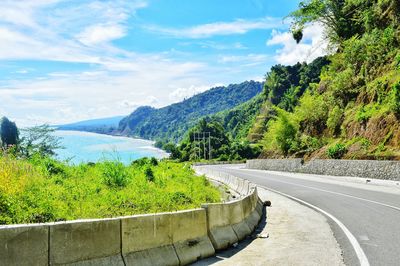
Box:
<box><xmin>263</xmin><ymin>58</ymin><xmax>329</xmax><ymax>111</ymax></box>
<box><xmin>263</xmin><ymin>108</ymin><xmax>298</xmax><ymax>156</ymax></box>
<box><xmin>0</xmin><ymin>117</ymin><xmax>19</xmax><ymax>148</ymax></box>
<box><xmin>19</xmin><ymin>125</ymin><xmax>62</xmax><ymax>158</ymax></box>
<box><xmin>289</xmin><ymin>0</ymin><xmax>359</xmax><ymax>45</ymax></box>
<box><xmin>289</xmin><ymin>0</ymin><xmax>400</xmax><ymax>45</ymax></box>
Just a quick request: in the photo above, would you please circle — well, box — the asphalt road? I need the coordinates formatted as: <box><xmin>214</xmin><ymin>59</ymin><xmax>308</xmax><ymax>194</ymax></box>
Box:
<box><xmin>201</xmin><ymin>164</ymin><xmax>400</xmax><ymax>266</ymax></box>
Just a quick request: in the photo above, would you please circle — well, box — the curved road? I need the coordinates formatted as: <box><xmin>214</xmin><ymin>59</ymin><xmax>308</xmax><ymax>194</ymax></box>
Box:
<box><xmin>201</xmin><ymin>164</ymin><xmax>400</xmax><ymax>266</ymax></box>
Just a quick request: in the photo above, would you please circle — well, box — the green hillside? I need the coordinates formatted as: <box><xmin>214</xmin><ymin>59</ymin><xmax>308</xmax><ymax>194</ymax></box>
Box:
<box><xmin>259</xmin><ymin>0</ymin><xmax>400</xmax><ymax>160</ymax></box>
<box><xmin>118</xmin><ymin>80</ymin><xmax>263</xmax><ymax>142</ymax></box>
<box><xmin>56</xmin><ymin>116</ymin><xmax>124</xmax><ymax>134</ymax></box>
<box><xmin>173</xmin><ymin>0</ymin><xmax>400</xmax><ymax>162</ymax></box>
<box><xmin>212</xmin><ymin>93</ymin><xmax>265</xmax><ymax>141</ymax></box>
<box><xmin>169</xmin><ymin>58</ymin><xmax>329</xmax><ymax>161</ymax></box>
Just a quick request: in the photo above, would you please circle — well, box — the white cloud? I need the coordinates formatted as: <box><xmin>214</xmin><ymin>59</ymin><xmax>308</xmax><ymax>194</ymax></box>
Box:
<box><xmin>146</xmin><ymin>17</ymin><xmax>283</xmax><ymax>39</ymax></box>
<box><xmin>0</xmin><ymin>0</ymin><xmax>62</xmax><ymax>29</ymax></box>
<box><xmin>0</xmin><ymin>1</ymin><xmax>146</xmax><ymax>63</ymax></box>
<box><xmin>0</xmin><ymin>0</ymin><xmax>270</xmax><ymax>126</ymax></box>
<box><xmin>0</xmin><ymin>56</ymin><xmax>228</xmax><ymax>126</ymax></box>
<box><xmin>14</xmin><ymin>69</ymin><xmax>31</xmax><ymax>74</ymax></box>
<box><xmin>168</xmin><ymin>84</ymin><xmax>224</xmax><ymax>102</ymax></box>
<box><xmin>76</xmin><ymin>24</ymin><xmax>126</xmax><ymax>45</ymax></box>
<box><xmin>219</xmin><ymin>54</ymin><xmax>269</xmax><ymax>64</ymax></box>
<box><xmin>267</xmin><ymin>23</ymin><xmax>329</xmax><ymax>65</ymax></box>
<box><xmin>194</xmin><ymin>41</ymin><xmax>247</xmax><ymax>50</ymax></box>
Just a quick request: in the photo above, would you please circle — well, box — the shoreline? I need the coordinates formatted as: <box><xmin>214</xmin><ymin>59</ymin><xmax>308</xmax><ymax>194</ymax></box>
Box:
<box><xmin>54</xmin><ymin>130</ymin><xmax>170</xmax><ymax>164</ymax></box>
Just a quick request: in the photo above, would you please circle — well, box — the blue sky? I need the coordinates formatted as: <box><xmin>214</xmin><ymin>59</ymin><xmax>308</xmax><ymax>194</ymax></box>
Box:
<box><xmin>0</xmin><ymin>0</ymin><xmax>327</xmax><ymax>126</ymax></box>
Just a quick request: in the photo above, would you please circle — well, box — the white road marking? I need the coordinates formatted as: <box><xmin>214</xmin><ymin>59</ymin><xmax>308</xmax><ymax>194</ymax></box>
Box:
<box><xmin>362</xmin><ymin>243</ymin><xmax>378</xmax><ymax>247</ymax></box>
<box><xmin>208</xmin><ymin>166</ymin><xmax>400</xmax><ymax>266</ymax></box>
<box><xmin>241</xmin><ymin>171</ymin><xmax>400</xmax><ymax>212</ymax></box>
<box><xmin>359</xmin><ymin>235</ymin><xmax>369</xmax><ymax>241</ymax></box>
<box><xmin>258</xmin><ymin>184</ymin><xmax>370</xmax><ymax>266</ymax></box>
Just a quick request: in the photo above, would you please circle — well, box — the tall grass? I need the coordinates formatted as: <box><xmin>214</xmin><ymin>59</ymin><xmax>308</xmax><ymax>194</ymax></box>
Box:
<box><xmin>0</xmin><ymin>155</ymin><xmax>220</xmax><ymax>225</ymax></box>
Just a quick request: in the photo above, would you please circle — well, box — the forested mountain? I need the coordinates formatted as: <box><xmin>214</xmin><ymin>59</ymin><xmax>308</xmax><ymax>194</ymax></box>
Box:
<box><xmin>172</xmin><ymin>0</ymin><xmax>400</xmax><ymax>162</ymax></box>
<box><xmin>168</xmin><ymin>58</ymin><xmax>329</xmax><ymax>161</ymax></box>
<box><xmin>57</xmin><ymin>116</ymin><xmax>124</xmax><ymax>134</ymax></box>
<box><xmin>118</xmin><ymin>80</ymin><xmax>263</xmax><ymax>142</ymax></box>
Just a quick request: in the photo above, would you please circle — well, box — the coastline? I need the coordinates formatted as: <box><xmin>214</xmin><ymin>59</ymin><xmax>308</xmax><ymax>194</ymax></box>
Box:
<box><xmin>54</xmin><ymin>130</ymin><xmax>169</xmax><ymax>164</ymax></box>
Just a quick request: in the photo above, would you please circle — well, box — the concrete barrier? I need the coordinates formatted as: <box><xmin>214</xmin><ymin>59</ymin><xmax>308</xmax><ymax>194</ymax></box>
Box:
<box><xmin>0</xmin><ymin>166</ymin><xmax>263</xmax><ymax>266</ymax></box>
<box><xmin>121</xmin><ymin>212</ymin><xmax>179</xmax><ymax>266</ymax></box>
<box><xmin>0</xmin><ymin>224</ymin><xmax>48</xmax><ymax>266</ymax></box>
<box><xmin>171</xmin><ymin>209</ymin><xmax>215</xmax><ymax>265</ymax></box>
<box><xmin>49</xmin><ymin>218</ymin><xmax>123</xmax><ymax>265</ymax></box>
<box><xmin>121</xmin><ymin>209</ymin><xmax>214</xmax><ymax>266</ymax></box>
<box><xmin>247</xmin><ymin>159</ymin><xmax>400</xmax><ymax>180</ymax></box>
<box><xmin>201</xmin><ymin>202</ymin><xmax>238</xmax><ymax>250</ymax></box>
<box><xmin>200</xmin><ymin>176</ymin><xmax>261</xmax><ymax>251</ymax></box>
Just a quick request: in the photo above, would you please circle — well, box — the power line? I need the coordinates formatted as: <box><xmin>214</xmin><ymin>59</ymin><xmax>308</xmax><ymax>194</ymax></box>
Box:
<box><xmin>192</xmin><ymin>131</ymin><xmax>211</xmax><ymax>161</ymax></box>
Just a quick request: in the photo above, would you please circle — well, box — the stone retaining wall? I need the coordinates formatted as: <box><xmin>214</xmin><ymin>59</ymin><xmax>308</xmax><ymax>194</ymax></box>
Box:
<box><xmin>246</xmin><ymin>159</ymin><xmax>400</xmax><ymax>180</ymax></box>
<box><xmin>0</xmin><ymin>167</ymin><xmax>262</xmax><ymax>266</ymax></box>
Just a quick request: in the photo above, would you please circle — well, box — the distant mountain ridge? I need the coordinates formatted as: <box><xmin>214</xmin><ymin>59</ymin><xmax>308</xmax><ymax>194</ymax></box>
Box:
<box><xmin>118</xmin><ymin>80</ymin><xmax>263</xmax><ymax>142</ymax></box>
<box><xmin>57</xmin><ymin>116</ymin><xmax>124</xmax><ymax>134</ymax></box>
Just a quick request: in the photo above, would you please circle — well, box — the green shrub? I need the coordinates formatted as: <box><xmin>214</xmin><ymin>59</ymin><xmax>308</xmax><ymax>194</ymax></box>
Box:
<box><xmin>144</xmin><ymin>167</ymin><xmax>155</xmax><ymax>182</ymax></box>
<box><xmin>360</xmin><ymin>138</ymin><xmax>371</xmax><ymax>151</ymax></box>
<box><xmin>43</xmin><ymin>159</ymin><xmax>66</xmax><ymax>176</ymax></box>
<box><xmin>273</xmin><ymin>113</ymin><xmax>297</xmax><ymax>155</ymax></box>
<box><xmin>395</xmin><ymin>53</ymin><xmax>400</xmax><ymax>70</ymax></box>
<box><xmin>263</xmin><ymin>108</ymin><xmax>297</xmax><ymax>155</ymax></box>
<box><xmin>298</xmin><ymin>135</ymin><xmax>324</xmax><ymax>153</ymax></box>
<box><xmin>0</xmin><ymin>194</ymin><xmax>13</xmax><ymax>225</ymax></box>
<box><xmin>327</xmin><ymin>106</ymin><xmax>343</xmax><ymax>136</ymax></box>
<box><xmin>170</xmin><ymin>191</ymin><xmax>192</xmax><ymax>204</ymax></box>
<box><xmin>150</xmin><ymin>157</ymin><xmax>158</xmax><ymax>166</ymax></box>
<box><xmin>101</xmin><ymin>161</ymin><xmax>130</xmax><ymax>187</ymax></box>
<box><xmin>293</xmin><ymin>91</ymin><xmax>328</xmax><ymax>136</ymax></box>
<box><xmin>356</xmin><ymin>105</ymin><xmax>374</xmax><ymax>123</ymax></box>
<box><xmin>131</xmin><ymin>157</ymin><xmax>149</xmax><ymax>167</ymax></box>
<box><xmin>389</xmin><ymin>82</ymin><xmax>400</xmax><ymax>116</ymax></box>
<box><xmin>327</xmin><ymin>143</ymin><xmax>347</xmax><ymax>159</ymax></box>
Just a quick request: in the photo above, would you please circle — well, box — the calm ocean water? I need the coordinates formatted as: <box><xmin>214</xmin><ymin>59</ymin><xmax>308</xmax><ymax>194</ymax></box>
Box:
<box><xmin>54</xmin><ymin>130</ymin><xmax>168</xmax><ymax>165</ymax></box>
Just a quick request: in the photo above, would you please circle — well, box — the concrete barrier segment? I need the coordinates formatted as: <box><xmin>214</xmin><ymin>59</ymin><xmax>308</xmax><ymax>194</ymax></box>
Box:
<box><xmin>49</xmin><ymin>218</ymin><xmax>123</xmax><ymax>265</ymax></box>
<box><xmin>231</xmin><ymin>221</ymin><xmax>252</xmax><ymax>241</ymax></box>
<box><xmin>170</xmin><ymin>209</ymin><xmax>215</xmax><ymax>265</ymax></box>
<box><xmin>174</xmin><ymin>236</ymin><xmax>215</xmax><ymax>265</ymax></box>
<box><xmin>123</xmin><ymin>245</ymin><xmax>179</xmax><ymax>266</ymax></box>
<box><xmin>0</xmin><ymin>224</ymin><xmax>49</xmax><ymax>266</ymax></box>
<box><xmin>208</xmin><ymin>226</ymin><xmax>238</xmax><ymax>250</ymax></box>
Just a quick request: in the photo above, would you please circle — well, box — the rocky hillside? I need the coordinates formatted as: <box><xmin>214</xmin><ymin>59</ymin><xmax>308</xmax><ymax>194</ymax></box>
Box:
<box><xmin>256</xmin><ymin>0</ymin><xmax>400</xmax><ymax>160</ymax></box>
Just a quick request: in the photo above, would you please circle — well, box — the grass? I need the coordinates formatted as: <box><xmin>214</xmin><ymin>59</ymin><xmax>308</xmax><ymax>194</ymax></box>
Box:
<box><xmin>0</xmin><ymin>155</ymin><xmax>221</xmax><ymax>225</ymax></box>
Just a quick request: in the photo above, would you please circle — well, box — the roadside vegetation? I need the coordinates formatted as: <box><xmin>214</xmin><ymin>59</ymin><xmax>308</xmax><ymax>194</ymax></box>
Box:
<box><xmin>258</xmin><ymin>0</ymin><xmax>400</xmax><ymax>160</ymax></box>
<box><xmin>0</xmin><ymin>154</ymin><xmax>220</xmax><ymax>225</ymax></box>
<box><xmin>0</xmin><ymin>118</ymin><xmax>220</xmax><ymax>225</ymax></box>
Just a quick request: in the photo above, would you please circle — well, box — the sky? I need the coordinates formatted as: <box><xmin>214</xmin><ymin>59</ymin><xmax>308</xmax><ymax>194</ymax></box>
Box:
<box><xmin>0</xmin><ymin>0</ymin><xmax>328</xmax><ymax>126</ymax></box>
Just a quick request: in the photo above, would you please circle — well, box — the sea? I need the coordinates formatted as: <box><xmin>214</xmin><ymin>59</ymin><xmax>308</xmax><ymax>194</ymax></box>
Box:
<box><xmin>54</xmin><ymin>130</ymin><xmax>169</xmax><ymax>165</ymax></box>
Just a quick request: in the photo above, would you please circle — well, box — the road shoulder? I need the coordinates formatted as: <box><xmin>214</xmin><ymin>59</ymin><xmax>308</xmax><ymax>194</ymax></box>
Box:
<box><xmin>194</xmin><ymin>187</ymin><xmax>344</xmax><ymax>266</ymax></box>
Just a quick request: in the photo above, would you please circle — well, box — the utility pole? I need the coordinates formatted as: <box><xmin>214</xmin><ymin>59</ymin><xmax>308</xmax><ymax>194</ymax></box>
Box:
<box><xmin>208</xmin><ymin>132</ymin><xmax>211</xmax><ymax>161</ymax></box>
<box><xmin>203</xmin><ymin>132</ymin><xmax>206</xmax><ymax>160</ymax></box>
<box><xmin>196</xmin><ymin>132</ymin><xmax>200</xmax><ymax>160</ymax></box>
<box><xmin>192</xmin><ymin>131</ymin><xmax>212</xmax><ymax>161</ymax></box>
<box><xmin>198</xmin><ymin>132</ymin><xmax>201</xmax><ymax>159</ymax></box>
